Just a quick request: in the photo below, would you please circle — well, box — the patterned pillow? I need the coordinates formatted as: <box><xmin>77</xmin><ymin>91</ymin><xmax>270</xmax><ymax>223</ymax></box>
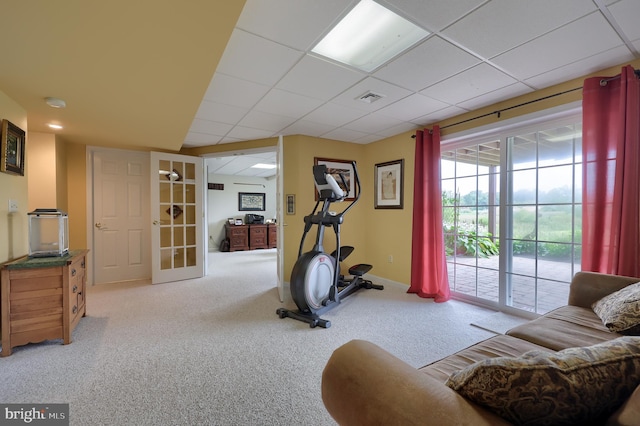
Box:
<box><xmin>592</xmin><ymin>281</ymin><xmax>640</xmax><ymax>334</ymax></box>
<box><xmin>445</xmin><ymin>337</ymin><xmax>640</xmax><ymax>425</ymax></box>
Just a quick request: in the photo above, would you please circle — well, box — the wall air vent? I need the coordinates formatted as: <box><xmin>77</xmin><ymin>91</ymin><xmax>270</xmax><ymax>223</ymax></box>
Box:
<box><xmin>357</xmin><ymin>91</ymin><xmax>386</xmax><ymax>104</ymax></box>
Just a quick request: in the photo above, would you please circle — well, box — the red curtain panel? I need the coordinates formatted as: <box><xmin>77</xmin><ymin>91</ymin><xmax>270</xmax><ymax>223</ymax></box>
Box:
<box><xmin>408</xmin><ymin>126</ymin><xmax>451</xmax><ymax>302</ymax></box>
<box><xmin>582</xmin><ymin>65</ymin><xmax>640</xmax><ymax>277</ymax></box>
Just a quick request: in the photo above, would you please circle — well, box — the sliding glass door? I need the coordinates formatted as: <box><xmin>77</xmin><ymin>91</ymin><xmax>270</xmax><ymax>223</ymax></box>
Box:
<box><xmin>442</xmin><ymin>116</ymin><xmax>582</xmax><ymax>314</ymax></box>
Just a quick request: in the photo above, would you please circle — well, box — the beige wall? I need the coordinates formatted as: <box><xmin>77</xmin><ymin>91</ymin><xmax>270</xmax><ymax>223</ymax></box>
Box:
<box><xmin>10</xmin><ymin>59</ymin><xmax>640</xmax><ymax>284</ymax></box>
<box><xmin>27</xmin><ymin>132</ymin><xmax>57</xmax><ymax>211</ymax></box>
<box><xmin>0</xmin><ymin>90</ymin><xmax>28</xmax><ymax>263</ymax></box>
<box><xmin>64</xmin><ymin>143</ymin><xmax>87</xmax><ymax>250</ymax></box>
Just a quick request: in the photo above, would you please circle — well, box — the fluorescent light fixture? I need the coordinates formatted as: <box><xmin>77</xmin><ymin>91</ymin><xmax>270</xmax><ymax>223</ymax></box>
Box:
<box><xmin>251</xmin><ymin>163</ymin><xmax>277</xmax><ymax>169</ymax></box>
<box><xmin>47</xmin><ymin>123</ymin><xmax>63</xmax><ymax>129</ymax></box>
<box><xmin>311</xmin><ymin>0</ymin><xmax>429</xmax><ymax>72</ymax></box>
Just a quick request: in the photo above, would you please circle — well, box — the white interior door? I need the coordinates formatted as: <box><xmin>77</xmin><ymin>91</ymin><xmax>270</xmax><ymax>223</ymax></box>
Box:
<box><xmin>276</xmin><ymin>136</ymin><xmax>284</xmax><ymax>302</ymax></box>
<box><xmin>150</xmin><ymin>152</ymin><xmax>204</xmax><ymax>284</ymax></box>
<box><xmin>92</xmin><ymin>150</ymin><xmax>150</xmax><ymax>284</ymax></box>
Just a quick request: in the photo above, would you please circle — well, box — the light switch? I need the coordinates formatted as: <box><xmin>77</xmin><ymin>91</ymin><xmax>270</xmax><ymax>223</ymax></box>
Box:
<box><xmin>8</xmin><ymin>199</ymin><xmax>18</xmax><ymax>212</ymax></box>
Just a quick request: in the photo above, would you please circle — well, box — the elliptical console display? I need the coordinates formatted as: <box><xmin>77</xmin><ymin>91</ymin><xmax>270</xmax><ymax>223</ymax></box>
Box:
<box><xmin>276</xmin><ymin>161</ymin><xmax>383</xmax><ymax>328</ymax></box>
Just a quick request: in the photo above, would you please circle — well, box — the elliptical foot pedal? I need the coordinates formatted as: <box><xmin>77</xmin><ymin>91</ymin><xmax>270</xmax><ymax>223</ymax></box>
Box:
<box><xmin>349</xmin><ymin>263</ymin><xmax>372</xmax><ymax>276</ymax></box>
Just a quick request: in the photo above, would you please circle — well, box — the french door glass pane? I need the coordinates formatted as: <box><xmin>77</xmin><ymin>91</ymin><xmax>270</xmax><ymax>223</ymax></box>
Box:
<box><xmin>156</xmin><ymin>159</ymin><xmax>199</xmax><ymax>272</ymax></box>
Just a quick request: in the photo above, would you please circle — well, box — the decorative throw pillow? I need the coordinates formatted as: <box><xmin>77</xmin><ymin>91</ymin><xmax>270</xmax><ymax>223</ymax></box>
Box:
<box><xmin>445</xmin><ymin>337</ymin><xmax>640</xmax><ymax>425</ymax></box>
<box><xmin>592</xmin><ymin>281</ymin><xmax>640</xmax><ymax>334</ymax></box>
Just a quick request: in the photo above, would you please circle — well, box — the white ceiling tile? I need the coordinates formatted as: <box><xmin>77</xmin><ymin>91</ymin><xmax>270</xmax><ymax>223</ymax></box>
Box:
<box><xmin>442</xmin><ymin>0</ymin><xmax>597</xmax><ymax>58</ymax></box>
<box><xmin>203</xmin><ymin>73</ymin><xmax>270</xmax><ymax>109</ymax></box>
<box><xmin>380</xmin><ymin>0</ymin><xmax>485</xmax><ymax>32</ymax></box>
<box><xmin>303</xmin><ymin>102</ymin><xmax>368</xmax><ymax>126</ymax></box>
<box><xmin>374</xmin><ymin>36</ymin><xmax>480</xmax><ymax>91</ymax></box>
<box><xmin>236</xmin><ymin>0</ymin><xmax>352</xmax><ymax>50</ymax></box>
<box><xmin>227</xmin><ymin>125</ymin><xmax>275</xmax><ymax>141</ymax></box>
<box><xmin>276</xmin><ymin>55</ymin><xmax>365</xmax><ymax>100</ymax></box>
<box><xmin>493</xmin><ymin>12</ymin><xmax>625</xmax><ymax>80</ymax></box>
<box><xmin>189</xmin><ymin>119</ymin><xmax>233</xmax><ymax>136</ymax></box>
<box><xmin>331</xmin><ymin>77</ymin><xmax>412</xmax><ymax>111</ymax></box>
<box><xmin>524</xmin><ymin>46</ymin><xmax>635</xmax><ymax>89</ymax></box>
<box><xmin>352</xmin><ymin>134</ymin><xmax>384</xmax><ymax>144</ymax></box>
<box><xmin>281</xmin><ymin>120</ymin><xmax>335</xmax><ymax>137</ymax></box>
<box><xmin>344</xmin><ymin>113</ymin><xmax>405</xmax><ymax>134</ymax></box>
<box><xmin>216</xmin><ymin>29</ymin><xmax>304</xmax><ymax>86</ymax></box>
<box><xmin>457</xmin><ymin>83</ymin><xmax>533</xmax><ymax>111</ymax></box>
<box><xmin>411</xmin><ymin>105</ymin><xmax>469</xmax><ymax>127</ymax></box>
<box><xmin>420</xmin><ymin>63</ymin><xmax>517</xmax><ymax>105</ymax></box>
<box><xmin>183</xmin><ymin>132</ymin><xmax>223</xmax><ymax>147</ymax></box>
<box><xmin>377</xmin><ymin>93</ymin><xmax>450</xmax><ymax>121</ymax></box>
<box><xmin>254</xmin><ymin>89</ymin><xmax>324</xmax><ymax>118</ymax></box>
<box><xmin>608</xmin><ymin>0</ymin><xmax>640</xmax><ymax>42</ymax></box>
<box><xmin>322</xmin><ymin>127</ymin><xmax>370</xmax><ymax>142</ymax></box>
<box><xmin>375</xmin><ymin>121</ymin><xmax>417</xmax><ymax>138</ymax></box>
<box><xmin>238</xmin><ymin>110</ymin><xmax>298</xmax><ymax>132</ymax></box>
<box><xmin>195</xmin><ymin>100</ymin><xmax>248</xmax><ymax>124</ymax></box>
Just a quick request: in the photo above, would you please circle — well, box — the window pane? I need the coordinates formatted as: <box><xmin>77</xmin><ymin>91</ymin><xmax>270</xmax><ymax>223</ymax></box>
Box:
<box><xmin>510</xmin><ymin>170</ymin><xmax>537</xmax><ymax>203</ymax></box>
<box><xmin>538</xmin><ymin>165</ymin><xmax>573</xmax><ymax>203</ymax></box>
<box><xmin>455</xmin><ymin>156</ymin><xmax>477</xmax><ymax>177</ymax></box>
<box><xmin>441</xmin><ymin>157</ymin><xmax>455</xmax><ymax>179</ymax></box>
<box><xmin>510</xmin><ymin>134</ymin><xmax>536</xmax><ymax>170</ymax></box>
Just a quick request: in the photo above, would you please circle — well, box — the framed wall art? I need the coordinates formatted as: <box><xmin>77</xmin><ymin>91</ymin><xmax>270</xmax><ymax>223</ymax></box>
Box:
<box><xmin>374</xmin><ymin>159</ymin><xmax>404</xmax><ymax>209</ymax></box>
<box><xmin>1</xmin><ymin>119</ymin><xmax>26</xmax><ymax>176</ymax></box>
<box><xmin>238</xmin><ymin>192</ymin><xmax>265</xmax><ymax>211</ymax></box>
<box><xmin>313</xmin><ymin>157</ymin><xmax>356</xmax><ymax>201</ymax></box>
<box><xmin>286</xmin><ymin>194</ymin><xmax>295</xmax><ymax>215</ymax></box>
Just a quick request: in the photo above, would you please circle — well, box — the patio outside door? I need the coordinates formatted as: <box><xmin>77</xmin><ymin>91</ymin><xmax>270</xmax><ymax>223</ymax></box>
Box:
<box><xmin>150</xmin><ymin>152</ymin><xmax>204</xmax><ymax>284</ymax></box>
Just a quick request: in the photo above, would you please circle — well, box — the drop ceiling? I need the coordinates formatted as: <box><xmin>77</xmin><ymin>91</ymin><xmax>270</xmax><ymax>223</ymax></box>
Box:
<box><xmin>187</xmin><ymin>0</ymin><xmax>640</xmax><ymax>147</ymax></box>
<box><xmin>0</xmin><ymin>0</ymin><xmax>639</xmax><ymax>155</ymax></box>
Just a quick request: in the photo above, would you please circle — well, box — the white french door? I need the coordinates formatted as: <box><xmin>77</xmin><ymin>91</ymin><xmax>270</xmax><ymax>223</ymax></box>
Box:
<box><xmin>276</xmin><ymin>136</ymin><xmax>285</xmax><ymax>302</ymax></box>
<box><xmin>150</xmin><ymin>152</ymin><xmax>204</xmax><ymax>284</ymax></box>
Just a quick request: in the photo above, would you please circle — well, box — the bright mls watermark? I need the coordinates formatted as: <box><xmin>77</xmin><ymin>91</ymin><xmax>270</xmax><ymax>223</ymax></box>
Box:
<box><xmin>1</xmin><ymin>404</ymin><xmax>68</xmax><ymax>425</ymax></box>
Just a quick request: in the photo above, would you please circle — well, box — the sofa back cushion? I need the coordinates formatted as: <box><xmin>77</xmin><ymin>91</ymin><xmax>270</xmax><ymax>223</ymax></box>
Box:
<box><xmin>446</xmin><ymin>336</ymin><xmax>640</xmax><ymax>425</ymax></box>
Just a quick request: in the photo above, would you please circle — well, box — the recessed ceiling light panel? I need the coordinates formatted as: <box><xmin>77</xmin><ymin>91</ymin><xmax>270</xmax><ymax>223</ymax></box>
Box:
<box><xmin>312</xmin><ymin>0</ymin><xmax>429</xmax><ymax>72</ymax></box>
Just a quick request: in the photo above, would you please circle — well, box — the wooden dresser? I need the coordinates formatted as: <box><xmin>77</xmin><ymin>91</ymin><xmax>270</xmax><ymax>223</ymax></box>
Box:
<box><xmin>268</xmin><ymin>224</ymin><xmax>277</xmax><ymax>248</ymax></box>
<box><xmin>225</xmin><ymin>224</ymin><xmax>249</xmax><ymax>251</ymax></box>
<box><xmin>249</xmin><ymin>224</ymin><xmax>268</xmax><ymax>249</ymax></box>
<box><xmin>224</xmin><ymin>224</ymin><xmax>276</xmax><ymax>251</ymax></box>
<box><xmin>1</xmin><ymin>249</ymin><xmax>88</xmax><ymax>357</ymax></box>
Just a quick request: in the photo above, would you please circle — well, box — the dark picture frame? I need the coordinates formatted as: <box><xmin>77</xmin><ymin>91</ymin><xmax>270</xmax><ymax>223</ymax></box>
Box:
<box><xmin>313</xmin><ymin>157</ymin><xmax>356</xmax><ymax>201</ymax></box>
<box><xmin>374</xmin><ymin>159</ymin><xmax>404</xmax><ymax>209</ymax></box>
<box><xmin>1</xmin><ymin>119</ymin><xmax>26</xmax><ymax>176</ymax></box>
<box><xmin>238</xmin><ymin>192</ymin><xmax>266</xmax><ymax>211</ymax></box>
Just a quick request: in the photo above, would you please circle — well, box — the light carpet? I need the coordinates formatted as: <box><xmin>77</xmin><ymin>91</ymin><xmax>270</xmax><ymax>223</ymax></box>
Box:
<box><xmin>0</xmin><ymin>249</ymin><xmax>498</xmax><ymax>425</ymax></box>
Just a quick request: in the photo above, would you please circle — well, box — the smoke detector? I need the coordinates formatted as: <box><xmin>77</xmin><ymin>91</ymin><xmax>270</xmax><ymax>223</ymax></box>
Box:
<box><xmin>356</xmin><ymin>91</ymin><xmax>385</xmax><ymax>104</ymax></box>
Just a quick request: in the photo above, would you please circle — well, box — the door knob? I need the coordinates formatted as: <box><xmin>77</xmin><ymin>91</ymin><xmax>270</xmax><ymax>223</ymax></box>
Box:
<box><xmin>153</xmin><ymin>220</ymin><xmax>161</xmax><ymax>225</ymax></box>
<box><xmin>95</xmin><ymin>222</ymin><xmax>105</xmax><ymax>230</ymax></box>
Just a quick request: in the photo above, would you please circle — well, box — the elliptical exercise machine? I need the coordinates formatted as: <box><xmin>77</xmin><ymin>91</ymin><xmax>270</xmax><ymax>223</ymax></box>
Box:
<box><xmin>276</xmin><ymin>161</ymin><xmax>383</xmax><ymax>328</ymax></box>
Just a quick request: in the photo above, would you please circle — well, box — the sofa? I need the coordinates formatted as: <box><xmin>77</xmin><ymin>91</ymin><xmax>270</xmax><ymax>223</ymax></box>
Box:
<box><xmin>322</xmin><ymin>271</ymin><xmax>640</xmax><ymax>425</ymax></box>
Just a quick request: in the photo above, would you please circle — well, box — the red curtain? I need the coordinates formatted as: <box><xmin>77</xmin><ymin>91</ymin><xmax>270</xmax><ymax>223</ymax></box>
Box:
<box><xmin>408</xmin><ymin>126</ymin><xmax>450</xmax><ymax>302</ymax></box>
<box><xmin>582</xmin><ymin>65</ymin><xmax>640</xmax><ymax>277</ymax></box>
